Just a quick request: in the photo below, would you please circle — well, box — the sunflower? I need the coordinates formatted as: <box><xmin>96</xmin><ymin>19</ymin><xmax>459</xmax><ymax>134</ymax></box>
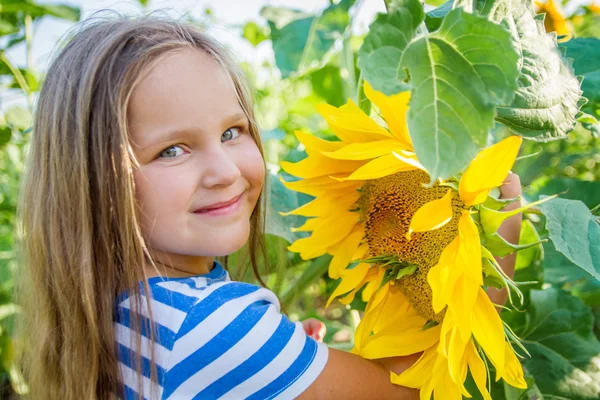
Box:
<box><xmin>279</xmin><ymin>82</ymin><xmax>547</xmax><ymax>398</ymax></box>
<box><xmin>535</xmin><ymin>0</ymin><xmax>573</xmax><ymax>42</ymax></box>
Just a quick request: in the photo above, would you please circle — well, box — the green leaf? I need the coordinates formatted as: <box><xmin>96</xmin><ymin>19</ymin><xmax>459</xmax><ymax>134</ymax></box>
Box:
<box><xmin>4</xmin><ymin>106</ymin><xmax>31</xmax><ymax>132</ymax></box>
<box><xmin>474</xmin><ymin>0</ymin><xmax>584</xmax><ymax>140</ymax></box>
<box><xmin>516</xmin><ymin>289</ymin><xmax>600</xmax><ymax>399</ymax></box>
<box><xmin>484</xmin><ymin>232</ymin><xmax>545</xmax><ymax>258</ymax></box>
<box><xmin>261</xmin><ymin>0</ymin><xmax>355</xmax><ymax>78</ymax></box>
<box><xmin>279</xmin><ymin>255</ymin><xmax>331</xmax><ymax>307</ymax></box>
<box><xmin>357</xmin><ymin>0</ymin><xmax>423</xmax><ymax>96</ymax></box>
<box><xmin>515</xmin><ymin>219</ymin><xmax>543</xmax><ymax>271</ymax></box>
<box><xmin>540</xmin><ymin>197</ymin><xmax>600</xmax><ymax>280</ymax></box>
<box><xmin>543</xmin><ymin>241</ymin><xmax>592</xmax><ymax>286</ymax></box>
<box><xmin>36</xmin><ymin>4</ymin><xmax>80</xmax><ymax>21</ymax></box>
<box><xmin>242</xmin><ymin>21</ymin><xmax>268</xmax><ymax>47</ymax></box>
<box><xmin>0</xmin><ymin>17</ymin><xmax>18</xmax><ymax>36</ymax></box>
<box><xmin>359</xmin><ymin>0</ymin><xmax>519</xmax><ymax>181</ymax></box>
<box><xmin>265</xmin><ymin>173</ymin><xmax>312</xmax><ymax>243</ymax></box>
<box><xmin>527</xmin><ymin>177</ymin><xmax>600</xmax><ymax>209</ymax></box>
<box><xmin>561</xmin><ymin>38</ymin><xmax>600</xmax><ymax>115</ymax></box>
<box><xmin>480</xmin><ymin>195</ymin><xmax>555</xmax><ymax>236</ymax></box>
<box><xmin>424</xmin><ymin>0</ymin><xmax>453</xmax><ymax>32</ymax></box>
<box><xmin>310</xmin><ymin>64</ymin><xmax>345</xmax><ymax>107</ymax></box>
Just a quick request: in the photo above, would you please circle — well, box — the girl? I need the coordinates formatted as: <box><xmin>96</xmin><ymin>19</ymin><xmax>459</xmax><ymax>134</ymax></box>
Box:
<box><xmin>15</xmin><ymin>14</ymin><xmax>521</xmax><ymax>400</ymax></box>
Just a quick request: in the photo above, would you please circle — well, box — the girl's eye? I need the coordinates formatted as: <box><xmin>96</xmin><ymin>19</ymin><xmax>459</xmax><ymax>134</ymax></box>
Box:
<box><xmin>221</xmin><ymin>127</ymin><xmax>241</xmax><ymax>143</ymax></box>
<box><xmin>159</xmin><ymin>145</ymin><xmax>185</xmax><ymax>159</ymax></box>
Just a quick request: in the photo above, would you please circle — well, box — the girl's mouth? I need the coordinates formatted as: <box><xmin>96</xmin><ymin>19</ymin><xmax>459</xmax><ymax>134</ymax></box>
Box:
<box><xmin>193</xmin><ymin>193</ymin><xmax>243</xmax><ymax>216</ymax></box>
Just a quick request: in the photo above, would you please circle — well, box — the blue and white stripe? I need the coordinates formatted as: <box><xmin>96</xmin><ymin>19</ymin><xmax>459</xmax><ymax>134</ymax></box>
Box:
<box><xmin>114</xmin><ymin>262</ymin><xmax>328</xmax><ymax>399</ymax></box>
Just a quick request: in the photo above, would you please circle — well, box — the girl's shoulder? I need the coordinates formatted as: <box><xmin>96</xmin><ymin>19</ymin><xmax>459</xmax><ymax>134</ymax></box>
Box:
<box><xmin>113</xmin><ymin>263</ymin><xmax>328</xmax><ymax>399</ymax></box>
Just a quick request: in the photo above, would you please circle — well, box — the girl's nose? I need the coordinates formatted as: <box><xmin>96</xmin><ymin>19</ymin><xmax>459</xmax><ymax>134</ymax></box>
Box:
<box><xmin>200</xmin><ymin>148</ymin><xmax>241</xmax><ymax>188</ymax></box>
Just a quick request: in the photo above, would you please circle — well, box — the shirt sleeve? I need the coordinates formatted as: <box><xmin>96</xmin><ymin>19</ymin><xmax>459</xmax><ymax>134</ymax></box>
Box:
<box><xmin>161</xmin><ymin>282</ymin><xmax>329</xmax><ymax>400</ymax></box>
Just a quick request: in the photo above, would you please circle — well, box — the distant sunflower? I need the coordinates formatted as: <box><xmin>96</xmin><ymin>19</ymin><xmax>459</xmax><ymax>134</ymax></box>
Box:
<box><xmin>535</xmin><ymin>0</ymin><xmax>573</xmax><ymax>41</ymax></box>
<box><xmin>280</xmin><ymin>82</ymin><xmax>543</xmax><ymax>398</ymax></box>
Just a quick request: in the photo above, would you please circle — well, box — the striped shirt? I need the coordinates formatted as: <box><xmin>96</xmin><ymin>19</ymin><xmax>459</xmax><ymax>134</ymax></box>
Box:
<box><xmin>113</xmin><ymin>261</ymin><xmax>329</xmax><ymax>399</ymax></box>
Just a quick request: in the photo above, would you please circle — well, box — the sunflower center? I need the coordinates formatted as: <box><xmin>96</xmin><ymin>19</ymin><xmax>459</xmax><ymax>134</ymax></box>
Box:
<box><xmin>359</xmin><ymin>170</ymin><xmax>464</xmax><ymax>322</ymax></box>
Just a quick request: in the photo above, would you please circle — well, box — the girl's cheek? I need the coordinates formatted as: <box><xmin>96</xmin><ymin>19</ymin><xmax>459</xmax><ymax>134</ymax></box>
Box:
<box><xmin>241</xmin><ymin>142</ymin><xmax>266</xmax><ymax>189</ymax></box>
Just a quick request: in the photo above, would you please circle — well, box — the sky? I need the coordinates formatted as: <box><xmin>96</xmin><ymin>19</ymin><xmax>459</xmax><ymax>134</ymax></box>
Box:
<box><xmin>1</xmin><ymin>0</ymin><xmax>591</xmax><ymax>109</ymax></box>
<box><xmin>0</xmin><ymin>0</ymin><xmax>385</xmax><ymax>109</ymax></box>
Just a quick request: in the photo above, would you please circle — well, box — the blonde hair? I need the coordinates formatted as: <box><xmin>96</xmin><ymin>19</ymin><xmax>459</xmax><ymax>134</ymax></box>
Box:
<box><xmin>15</xmin><ymin>13</ymin><xmax>267</xmax><ymax>399</ymax></box>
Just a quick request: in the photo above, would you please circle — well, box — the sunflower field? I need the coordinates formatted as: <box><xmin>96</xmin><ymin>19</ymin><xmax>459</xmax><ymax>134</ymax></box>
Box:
<box><xmin>0</xmin><ymin>0</ymin><xmax>599</xmax><ymax>398</ymax></box>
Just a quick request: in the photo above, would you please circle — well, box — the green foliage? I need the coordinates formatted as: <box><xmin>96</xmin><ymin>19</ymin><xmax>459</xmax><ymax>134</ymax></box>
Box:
<box><xmin>540</xmin><ymin>197</ymin><xmax>600</xmax><ymax>280</ymax></box>
<box><xmin>359</xmin><ymin>0</ymin><xmax>520</xmax><ymax>181</ymax></box>
<box><xmin>561</xmin><ymin>38</ymin><xmax>600</xmax><ymax>115</ymax></box>
<box><xmin>242</xmin><ymin>21</ymin><xmax>268</xmax><ymax>47</ymax></box>
<box><xmin>474</xmin><ymin>0</ymin><xmax>584</xmax><ymax>141</ymax></box>
<box><xmin>0</xmin><ymin>0</ymin><xmax>596</xmax><ymax>396</ymax></box>
<box><xmin>506</xmin><ymin>289</ymin><xmax>600</xmax><ymax>399</ymax></box>
<box><xmin>260</xmin><ymin>0</ymin><xmax>355</xmax><ymax>78</ymax></box>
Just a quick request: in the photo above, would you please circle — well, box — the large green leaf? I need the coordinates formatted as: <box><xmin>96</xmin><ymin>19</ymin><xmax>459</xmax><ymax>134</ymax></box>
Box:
<box><xmin>539</xmin><ymin>197</ymin><xmax>600</xmax><ymax>281</ymax></box>
<box><xmin>561</xmin><ymin>38</ymin><xmax>600</xmax><ymax>116</ymax></box>
<box><xmin>261</xmin><ymin>0</ymin><xmax>355</xmax><ymax>78</ymax></box>
<box><xmin>543</xmin><ymin>242</ymin><xmax>591</xmax><ymax>286</ymax></box>
<box><xmin>527</xmin><ymin>177</ymin><xmax>600</xmax><ymax>209</ymax></box>
<box><xmin>357</xmin><ymin>0</ymin><xmax>423</xmax><ymax>95</ymax></box>
<box><xmin>512</xmin><ymin>289</ymin><xmax>600</xmax><ymax>399</ymax></box>
<box><xmin>358</xmin><ymin>0</ymin><xmax>519</xmax><ymax>181</ymax></box>
<box><xmin>474</xmin><ymin>0</ymin><xmax>584</xmax><ymax>140</ymax></box>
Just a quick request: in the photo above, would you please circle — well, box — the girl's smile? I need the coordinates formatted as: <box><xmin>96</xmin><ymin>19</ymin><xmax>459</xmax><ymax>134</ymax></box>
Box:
<box><xmin>127</xmin><ymin>48</ymin><xmax>265</xmax><ymax>276</ymax></box>
<box><xmin>192</xmin><ymin>192</ymin><xmax>244</xmax><ymax>216</ymax></box>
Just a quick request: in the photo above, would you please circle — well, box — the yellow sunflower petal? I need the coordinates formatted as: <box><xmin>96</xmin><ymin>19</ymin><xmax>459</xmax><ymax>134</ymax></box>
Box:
<box><xmin>361</xmin><ymin>267</ymin><xmax>385</xmax><ymax>302</ymax></box>
<box><xmin>372</xmin><ymin>287</ymin><xmax>419</xmax><ymax>334</ymax></box>
<box><xmin>391</xmin><ymin>150</ymin><xmax>427</xmax><ymax>171</ymax></box>
<box><xmin>328</xmin><ymin>227</ymin><xmax>364</xmax><ymax>279</ymax></box>
<box><xmin>326</xmin><ymin>262</ymin><xmax>370</xmax><ymax>308</ymax></box>
<box><xmin>428</xmin><ymin>237</ymin><xmax>460</xmax><ymax>313</ymax></box>
<box><xmin>281</xmin><ymin>153</ymin><xmax>365</xmax><ymax>179</ymax></box>
<box><xmin>391</xmin><ymin>345</ymin><xmax>438</xmax><ymax>389</ymax></box>
<box><xmin>287</xmin><ymin>212</ymin><xmax>359</xmax><ymax>259</ymax></box>
<box><xmin>335</xmin><ymin>153</ymin><xmax>418</xmax><ymax>181</ymax></box>
<box><xmin>457</xmin><ymin>211</ymin><xmax>483</xmax><ymax>286</ymax></box>
<box><xmin>294</xmin><ymin>130</ymin><xmax>345</xmax><ymax>155</ymax></box>
<box><xmin>448</xmin><ymin>274</ymin><xmax>479</xmax><ymax>341</ymax></box>
<box><xmin>471</xmin><ymin>287</ymin><xmax>506</xmax><ymax>379</ymax></box>
<box><xmin>323</xmin><ymin>140</ymin><xmax>404</xmax><ymax>160</ymax></box>
<box><xmin>353</xmin><ymin>283</ymin><xmax>390</xmax><ymax>349</ymax></box>
<box><xmin>290</xmin><ymin>217</ymin><xmax>320</xmax><ymax>232</ymax></box>
<box><xmin>363</xmin><ymin>81</ymin><xmax>413</xmax><ymax>149</ymax></box>
<box><xmin>361</xmin><ymin>324</ymin><xmax>442</xmax><ymax>359</ymax></box>
<box><xmin>446</xmin><ymin>321</ymin><xmax>470</xmax><ymax>386</ymax></box>
<box><xmin>502</xmin><ymin>342</ymin><xmax>527</xmax><ymax>389</ymax></box>
<box><xmin>316</xmin><ymin>100</ymin><xmax>392</xmax><ymax>143</ymax></box>
<box><xmin>340</xmin><ymin>266</ymin><xmax>378</xmax><ymax>305</ymax></box>
<box><xmin>406</xmin><ymin>189</ymin><xmax>454</xmax><ymax>240</ymax></box>
<box><xmin>435</xmin><ymin>370</ymin><xmax>463</xmax><ymax>400</ymax></box>
<box><xmin>279</xmin><ymin>175</ymin><xmax>360</xmax><ymax>197</ymax></box>
<box><xmin>459</xmin><ymin>136</ymin><xmax>522</xmax><ymax>206</ymax></box>
<box><xmin>466</xmin><ymin>342</ymin><xmax>493</xmax><ymax>400</ymax></box>
<box><xmin>279</xmin><ymin>191</ymin><xmax>359</xmax><ymax>217</ymax></box>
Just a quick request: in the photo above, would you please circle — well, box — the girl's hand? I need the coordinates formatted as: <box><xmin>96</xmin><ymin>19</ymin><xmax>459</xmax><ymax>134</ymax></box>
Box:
<box><xmin>499</xmin><ymin>171</ymin><xmax>522</xmax><ymax>201</ymax></box>
<box><xmin>488</xmin><ymin>171</ymin><xmax>522</xmax><ymax>309</ymax></box>
<box><xmin>302</xmin><ymin>318</ymin><xmax>326</xmax><ymax>342</ymax></box>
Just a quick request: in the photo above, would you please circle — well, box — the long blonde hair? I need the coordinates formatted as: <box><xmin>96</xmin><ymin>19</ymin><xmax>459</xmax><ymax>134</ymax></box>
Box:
<box><xmin>15</xmin><ymin>13</ymin><xmax>267</xmax><ymax>399</ymax></box>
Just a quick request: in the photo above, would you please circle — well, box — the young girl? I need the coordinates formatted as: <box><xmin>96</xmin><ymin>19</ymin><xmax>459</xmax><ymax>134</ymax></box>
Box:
<box><xmin>15</xmin><ymin>14</ymin><xmax>522</xmax><ymax>400</ymax></box>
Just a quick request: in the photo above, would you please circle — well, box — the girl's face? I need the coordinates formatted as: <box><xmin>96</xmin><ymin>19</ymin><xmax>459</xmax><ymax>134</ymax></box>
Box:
<box><xmin>128</xmin><ymin>48</ymin><xmax>265</xmax><ymax>273</ymax></box>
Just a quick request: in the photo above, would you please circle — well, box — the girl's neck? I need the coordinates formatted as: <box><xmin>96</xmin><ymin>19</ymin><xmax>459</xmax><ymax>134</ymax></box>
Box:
<box><xmin>143</xmin><ymin>254</ymin><xmax>215</xmax><ymax>279</ymax></box>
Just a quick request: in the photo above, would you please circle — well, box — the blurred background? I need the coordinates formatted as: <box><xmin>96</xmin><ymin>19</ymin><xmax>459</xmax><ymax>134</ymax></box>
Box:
<box><xmin>0</xmin><ymin>0</ymin><xmax>598</xmax><ymax>397</ymax></box>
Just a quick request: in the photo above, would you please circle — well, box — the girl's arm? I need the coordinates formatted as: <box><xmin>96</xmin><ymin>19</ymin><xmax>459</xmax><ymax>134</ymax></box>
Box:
<box><xmin>298</xmin><ymin>349</ymin><xmax>420</xmax><ymax>399</ymax></box>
